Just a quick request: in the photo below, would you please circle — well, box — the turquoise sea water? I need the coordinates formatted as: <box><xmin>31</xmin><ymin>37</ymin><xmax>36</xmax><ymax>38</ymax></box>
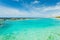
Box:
<box><xmin>0</xmin><ymin>18</ymin><xmax>60</xmax><ymax>40</ymax></box>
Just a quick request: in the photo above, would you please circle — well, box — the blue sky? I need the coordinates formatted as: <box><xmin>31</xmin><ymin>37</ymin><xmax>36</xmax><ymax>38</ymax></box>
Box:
<box><xmin>0</xmin><ymin>0</ymin><xmax>60</xmax><ymax>17</ymax></box>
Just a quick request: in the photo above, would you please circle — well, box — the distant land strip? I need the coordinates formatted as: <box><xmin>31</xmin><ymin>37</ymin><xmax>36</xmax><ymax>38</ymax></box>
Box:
<box><xmin>0</xmin><ymin>17</ymin><xmax>40</xmax><ymax>20</ymax></box>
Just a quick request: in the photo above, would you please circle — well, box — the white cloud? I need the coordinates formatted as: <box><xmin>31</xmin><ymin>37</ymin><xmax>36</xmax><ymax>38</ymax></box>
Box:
<box><xmin>0</xmin><ymin>2</ymin><xmax>60</xmax><ymax>18</ymax></box>
<box><xmin>12</xmin><ymin>0</ymin><xmax>19</xmax><ymax>2</ymax></box>
<box><xmin>42</xmin><ymin>3</ymin><xmax>60</xmax><ymax>17</ymax></box>
<box><xmin>0</xmin><ymin>5</ymin><xmax>42</xmax><ymax>17</ymax></box>
<box><xmin>32</xmin><ymin>0</ymin><xmax>40</xmax><ymax>4</ymax></box>
<box><xmin>43</xmin><ymin>5</ymin><xmax>60</xmax><ymax>12</ymax></box>
<box><xmin>31</xmin><ymin>2</ymin><xmax>60</xmax><ymax>17</ymax></box>
<box><xmin>56</xmin><ymin>2</ymin><xmax>60</xmax><ymax>5</ymax></box>
<box><xmin>0</xmin><ymin>6</ymin><xmax>30</xmax><ymax>17</ymax></box>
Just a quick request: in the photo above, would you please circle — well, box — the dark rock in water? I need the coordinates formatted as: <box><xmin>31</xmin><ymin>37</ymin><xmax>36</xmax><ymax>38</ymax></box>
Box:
<box><xmin>0</xmin><ymin>23</ymin><xmax>4</xmax><ymax>28</ymax></box>
<box><xmin>0</xmin><ymin>20</ymin><xmax>5</xmax><ymax>27</ymax></box>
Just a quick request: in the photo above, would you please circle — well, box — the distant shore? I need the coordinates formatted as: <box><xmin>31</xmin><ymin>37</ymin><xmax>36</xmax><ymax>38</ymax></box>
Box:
<box><xmin>0</xmin><ymin>17</ymin><xmax>60</xmax><ymax>21</ymax></box>
<box><xmin>0</xmin><ymin>17</ymin><xmax>39</xmax><ymax>21</ymax></box>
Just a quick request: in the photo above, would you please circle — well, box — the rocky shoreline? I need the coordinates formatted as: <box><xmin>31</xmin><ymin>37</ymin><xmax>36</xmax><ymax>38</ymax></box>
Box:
<box><xmin>0</xmin><ymin>17</ymin><xmax>37</xmax><ymax>21</ymax></box>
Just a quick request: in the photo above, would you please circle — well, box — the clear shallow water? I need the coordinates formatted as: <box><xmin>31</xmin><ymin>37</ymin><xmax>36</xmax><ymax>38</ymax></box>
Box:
<box><xmin>0</xmin><ymin>18</ymin><xmax>60</xmax><ymax>40</ymax></box>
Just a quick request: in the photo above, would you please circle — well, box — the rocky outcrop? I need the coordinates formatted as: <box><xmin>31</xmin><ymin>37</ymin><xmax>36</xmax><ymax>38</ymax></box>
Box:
<box><xmin>55</xmin><ymin>16</ymin><xmax>60</xmax><ymax>18</ymax></box>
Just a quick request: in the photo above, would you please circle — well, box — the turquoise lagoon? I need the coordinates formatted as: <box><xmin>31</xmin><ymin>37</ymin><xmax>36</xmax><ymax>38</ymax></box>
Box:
<box><xmin>0</xmin><ymin>18</ymin><xmax>60</xmax><ymax>40</ymax></box>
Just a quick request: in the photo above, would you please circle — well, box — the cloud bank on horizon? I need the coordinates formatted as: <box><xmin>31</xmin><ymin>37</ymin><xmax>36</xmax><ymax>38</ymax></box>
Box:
<box><xmin>0</xmin><ymin>0</ymin><xmax>60</xmax><ymax>17</ymax></box>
